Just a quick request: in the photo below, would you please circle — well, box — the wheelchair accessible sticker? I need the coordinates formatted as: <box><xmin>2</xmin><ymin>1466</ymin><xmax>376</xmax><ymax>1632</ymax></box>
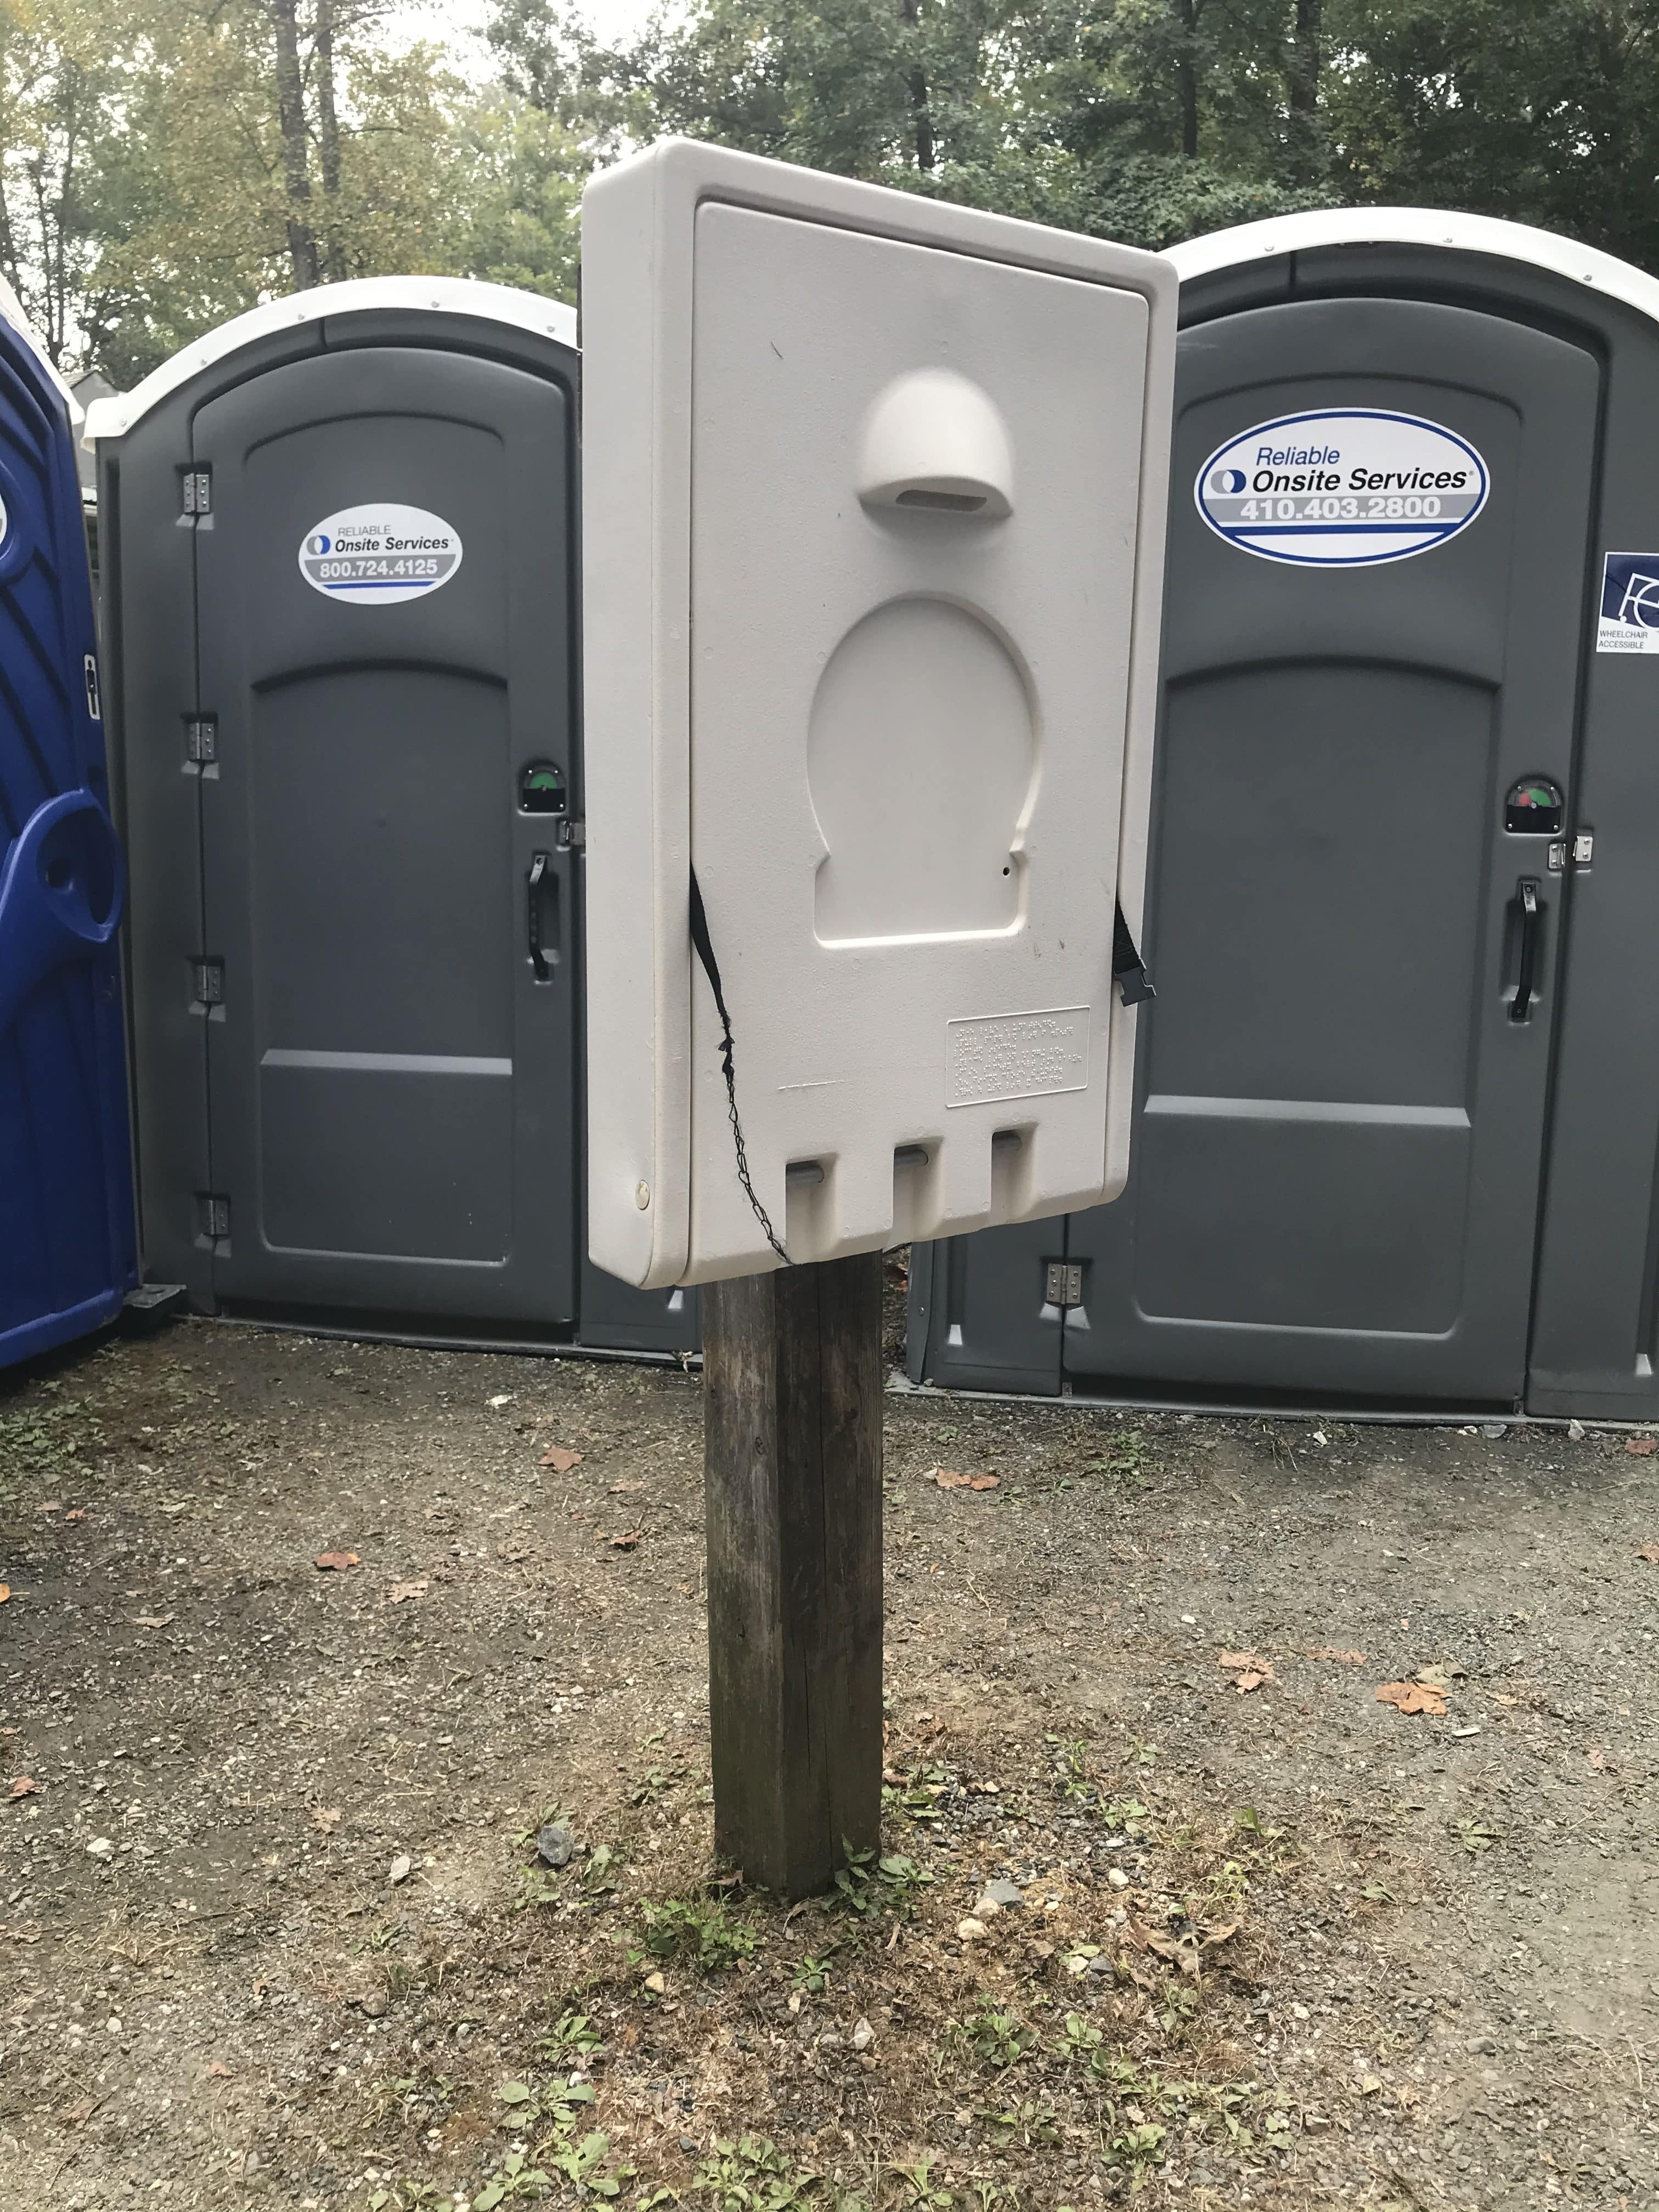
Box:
<box><xmin>298</xmin><ymin>503</ymin><xmax>462</xmax><ymax>604</ymax></box>
<box><xmin>1196</xmin><ymin>409</ymin><xmax>1488</xmax><ymax>566</ymax></box>
<box><xmin>1596</xmin><ymin>554</ymin><xmax>1659</xmax><ymax>653</ymax></box>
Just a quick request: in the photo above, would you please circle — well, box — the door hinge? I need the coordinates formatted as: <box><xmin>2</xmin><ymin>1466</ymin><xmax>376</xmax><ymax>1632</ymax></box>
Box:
<box><xmin>198</xmin><ymin>1194</ymin><xmax>230</xmax><ymax>1241</ymax></box>
<box><xmin>556</xmin><ymin>818</ymin><xmax>585</xmax><ymax>850</ymax></box>
<box><xmin>191</xmin><ymin>957</ymin><xmax>224</xmax><ymax>1008</ymax></box>
<box><xmin>181</xmin><ymin>467</ymin><xmax>212</xmax><ymax>516</ymax></box>
<box><xmin>185</xmin><ymin>715</ymin><xmax>218</xmax><ymax>764</ymax></box>
<box><xmin>84</xmin><ymin>654</ymin><xmax>101</xmax><ymax>721</ymax></box>
<box><xmin>1548</xmin><ymin>829</ymin><xmax>1594</xmax><ymax>873</ymax></box>
<box><xmin>1043</xmin><ymin>1260</ymin><xmax>1084</xmax><ymax>1310</ymax></box>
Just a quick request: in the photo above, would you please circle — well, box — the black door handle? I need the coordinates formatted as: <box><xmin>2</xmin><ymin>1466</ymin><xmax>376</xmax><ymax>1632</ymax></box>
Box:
<box><xmin>1509</xmin><ymin>878</ymin><xmax>1540</xmax><ymax>1024</ymax></box>
<box><xmin>527</xmin><ymin>851</ymin><xmax>556</xmax><ymax>981</ymax></box>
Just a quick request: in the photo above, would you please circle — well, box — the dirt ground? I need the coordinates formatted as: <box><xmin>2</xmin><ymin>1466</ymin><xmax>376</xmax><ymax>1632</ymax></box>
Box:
<box><xmin>2</xmin><ymin>1307</ymin><xmax>1656</xmax><ymax>2212</ymax></box>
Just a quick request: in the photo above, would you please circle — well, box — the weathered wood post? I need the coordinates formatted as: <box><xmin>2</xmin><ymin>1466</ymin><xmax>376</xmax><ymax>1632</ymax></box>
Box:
<box><xmin>703</xmin><ymin>1253</ymin><xmax>884</xmax><ymax>1898</ymax></box>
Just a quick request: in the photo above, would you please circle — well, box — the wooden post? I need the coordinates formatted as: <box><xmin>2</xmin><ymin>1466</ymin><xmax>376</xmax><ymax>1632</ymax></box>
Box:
<box><xmin>703</xmin><ymin>1250</ymin><xmax>884</xmax><ymax>1899</ymax></box>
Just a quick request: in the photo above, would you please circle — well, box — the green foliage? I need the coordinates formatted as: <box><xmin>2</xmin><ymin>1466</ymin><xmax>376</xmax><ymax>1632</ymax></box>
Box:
<box><xmin>882</xmin><ymin>1758</ymin><xmax>952</xmax><ymax>1824</ymax></box>
<box><xmin>545</xmin><ymin>2131</ymin><xmax>627</xmax><ymax>2197</ymax></box>
<box><xmin>475</xmin><ymin>2149</ymin><xmax>557</xmax><ymax>2208</ymax></box>
<box><xmin>633</xmin><ymin>1893</ymin><xmax>758</xmax><ymax>1972</ymax></box>
<box><xmin>889</xmin><ymin>2157</ymin><xmax>953</xmax><ymax>2209</ymax></box>
<box><xmin>485</xmin><ymin>2076</ymin><xmax>631</xmax><ymax>2203</ymax></box>
<box><xmin>1101</xmin><ymin>1798</ymin><xmax>1150</xmax><ymax>1836</ymax></box>
<box><xmin>443</xmin><ymin>91</ymin><xmax>586</xmax><ymax>302</ymax></box>
<box><xmin>832</xmin><ymin>1842</ymin><xmax>933</xmax><ymax>1920</ymax></box>
<box><xmin>14</xmin><ymin>0</ymin><xmax>1659</xmax><ymax>391</ymax></box>
<box><xmin>535</xmin><ymin>2011</ymin><xmax>605</xmax><ymax>2060</ymax></box>
<box><xmin>952</xmin><ymin>1996</ymin><xmax>1037</xmax><ymax>2069</ymax></box>
<box><xmin>694</xmin><ymin>2134</ymin><xmax>821</xmax><ymax>2210</ymax></box>
<box><xmin>496</xmin><ymin>2073</ymin><xmax>597</xmax><ymax>2135</ymax></box>
<box><xmin>1047</xmin><ymin>1736</ymin><xmax>1095</xmax><ymax>1803</ymax></box>
<box><xmin>0</xmin><ymin>1385</ymin><xmax>102</xmax><ymax>1503</ymax></box>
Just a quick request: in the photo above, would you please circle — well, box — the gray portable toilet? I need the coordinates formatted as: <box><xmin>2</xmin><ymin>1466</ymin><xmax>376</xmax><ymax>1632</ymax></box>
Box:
<box><xmin>911</xmin><ymin>210</ymin><xmax>1659</xmax><ymax>1421</ymax></box>
<box><xmin>91</xmin><ymin>278</ymin><xmax>694</xmax><ymax>1353</ymax></box>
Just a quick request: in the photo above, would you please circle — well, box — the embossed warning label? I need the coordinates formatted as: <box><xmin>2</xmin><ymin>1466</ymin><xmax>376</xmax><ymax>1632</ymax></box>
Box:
<box><xmin>946</xmin><ymin>1007</ymin><xmax>1090</xmax><ymax>1108</ymax></box>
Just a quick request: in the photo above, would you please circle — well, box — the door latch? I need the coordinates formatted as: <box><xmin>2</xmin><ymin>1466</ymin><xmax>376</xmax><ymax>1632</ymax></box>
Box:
<box><xmin>1547</xmin><ymin>830</ymin><xmax>1594</xmax><ymax>873</ymax></box>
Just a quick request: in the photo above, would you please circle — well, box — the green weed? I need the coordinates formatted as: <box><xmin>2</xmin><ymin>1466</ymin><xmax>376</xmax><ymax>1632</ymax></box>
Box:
<box><xmin>953</xmin><ymin>1996</ymin><xmax>1036</xmax><ymax>2070</ymax></box>
<box><xmin>832</xmin><ymin>1843</ymin><xmax>932</xmax><ymax>1921</ymax></box>
<box><xmin>693</xmin><ymin>2133</ymin><xmax>820</xmax><ymax>2209</ymax></box>
<box><xmin>633</xmin><ymin>1894</ymin><xmax>758</xmax><ymax>1973</ymax></box>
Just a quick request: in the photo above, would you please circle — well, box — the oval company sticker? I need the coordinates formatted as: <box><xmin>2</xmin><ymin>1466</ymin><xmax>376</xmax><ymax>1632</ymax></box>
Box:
<box><xmin>298</xmin><ymin>502</ymin><xmax>462</xmax><ymax>605</ymax></box>
<box><xmin>1196</xmin><ymin>409</ymin><xmax>1488</xmax><ymax>567</ymax></box>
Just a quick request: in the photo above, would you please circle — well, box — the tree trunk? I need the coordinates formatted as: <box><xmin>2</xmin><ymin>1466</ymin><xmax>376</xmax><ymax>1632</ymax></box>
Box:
<box><xmin>1286</xmin><ymin>0</ymin><xmax>1324</xmax><ymax>180</ymax></box>
<box><xmin>48</xmin><ymin>62</ymin><xmax>86</xmax><ymax>366</ymax></box>
<box><xmin>1175</xmin><ymin>0</ymin><xmax>1200</xmax><ymax>160</ymax></box>
<box><xmin>900</xmin><ymin>0</ymin><xmax>935</xmax><ymax>171</ymax></box>
<box><xmin>268</xmin><ymin>0</ymin><xmax>320</xmax><ymax>289</ymax></box>
<box><xmin>1289</xmin><ymin>0</ymin><xmax>1321</xmax><ymax>114</ymax></box>
<box><xmin>315</xmin><ymin>0</ymin><xmax>344</xmax><ymax>281</ymax></box>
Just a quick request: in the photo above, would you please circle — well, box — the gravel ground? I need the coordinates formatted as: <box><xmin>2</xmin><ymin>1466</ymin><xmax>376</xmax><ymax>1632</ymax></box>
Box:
<box><xmin>1</xmin><ymin>1316</ymin><xmax>1655</xmax><ymax>2211</ymax></box>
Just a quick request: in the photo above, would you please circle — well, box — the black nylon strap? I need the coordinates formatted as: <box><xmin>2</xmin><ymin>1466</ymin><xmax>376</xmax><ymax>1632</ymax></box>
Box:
<box><xmin>688</xmin><ymin>868</ymin><xmax>788</xmax><ymax>1265</ymax></box>
<box><xmin>1112</xmin><ymin>900</ymin><xmax>1154</xmax><ymax>1006</ymax></box>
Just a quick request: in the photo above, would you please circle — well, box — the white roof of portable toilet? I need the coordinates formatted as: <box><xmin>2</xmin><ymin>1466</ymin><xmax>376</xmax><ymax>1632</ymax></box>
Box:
<box><xmin>1167</xmin><ymin>207</ymin><xmax>1659</xmax><ymax>328</ymax></box>
<box><xmin>84</xmin><ymin>276</ymin><xmax>578</xmax><ymax>447</ymax></box>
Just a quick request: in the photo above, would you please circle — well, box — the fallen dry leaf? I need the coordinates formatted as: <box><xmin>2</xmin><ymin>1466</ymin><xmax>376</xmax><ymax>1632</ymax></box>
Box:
<box><xmin>1376</xmin><ymin>1680</ymin><xmax>1448</xmax><ymax>1717</ymax></box>
<box><xmin>541</xmin><ymin>1444</ymin><xmax>583</xmax><ymax>1473</ymax></box>
<box><xmin>58</xmin><ymin>2095</ymin><xmax>96</xmax><ymax>2126</ymax></box>
<box><xmin>8</xmin><ymin>1776</ymin><xmax>40</xmax><ymax>1800</ymax></box>
<box><xmin>608</xmin><ymin>1479</ymin><xmax>643</xmax><ymax>1495</ymax></box>
<box><xmin>64</xmin><ymin>1508</ymin><xmax>87</xmax><ymax>1523</ymax></box>
<box><xmin>610</xmin><ymin>1528</ymin><xmax>643</xmax><ymax>1550</ymax></box>
<box><xmin>968</xmin><ymin>1475</ymin><xmax>1001</xmax><ymax>1491</ymax></box>
<box><xmin>1635</xmin><ymin>1542</ymin><xmax>1659</xmax><ymax>1563</ymax></box>
<box><xmin>133</xmin><ymin>1613</ymin><xmax>176</xmax><ymax>1629</ymax></box>
<box><xmin>930</xmin><ymin>1468</ymin><xmax>970</xmax><ymax>1488</ymax></box>
<box><xmin>205</xmin><ymin>2061</ymin><xmax>233</xmax><ymax>2080</ymax></box>
<box><xmin>314</xmin><ymin>1550</ymin><xmax>359</xmax><ymax>1572</ymax></box>
<box><xmin>311</xmin><ymin>1805</ymin><xmax>341</xmax><ymax>1833</ymax></box>
<box><xmin>1627</xmin><ymin>1436</ymin><xmax>1657</xmax><ymax>1456</ymax></box>
<box><xmin>1218</xmin><ymin>1650</ymin><xmax>1274</xmax><ymax>1691</ymax></box>
<box><xmin>1307</xmin><ymin>1646</ymin><xmax>1365</xmax><ymax>1663</ymax></box>
<box><xmin>387</xmin><ymin>1578</ymin><xmax>429</xmax><ymax>1604</ymax></box>
<box><xmin>0</xmin><ymin>1585</ymin><xmax>10</xmax><ymax>1605</ymax></box>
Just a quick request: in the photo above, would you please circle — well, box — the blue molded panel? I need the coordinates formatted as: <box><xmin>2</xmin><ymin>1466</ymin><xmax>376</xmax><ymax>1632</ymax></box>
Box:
<box><xmin>0</xmin><ymin>323</ymin><xmax>136</xmax><ymax>1368</ymax></box>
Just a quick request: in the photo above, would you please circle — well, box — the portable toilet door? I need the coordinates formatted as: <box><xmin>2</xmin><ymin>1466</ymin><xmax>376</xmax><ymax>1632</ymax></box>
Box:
<box><xmin>914</xmin><ymin>211</ymin><xmax>1659</xmax><ymax>1417</ymax></box>
<box><xmin>91</xmin><ymin>280</ymin><xmax>593</xmax><ymax>1337</ymax></box>
<box><xmin>0</xmin><ymin>286</ymin><xmax>137</xmax><ymax>1368</ymax></box>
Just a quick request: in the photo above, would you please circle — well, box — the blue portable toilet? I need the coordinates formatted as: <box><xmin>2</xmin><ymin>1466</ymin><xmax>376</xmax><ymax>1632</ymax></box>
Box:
<box><xmin>0</xmin><ymin>277</ymin><xmax>136</xmax><ymax>1367</ymax></box>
